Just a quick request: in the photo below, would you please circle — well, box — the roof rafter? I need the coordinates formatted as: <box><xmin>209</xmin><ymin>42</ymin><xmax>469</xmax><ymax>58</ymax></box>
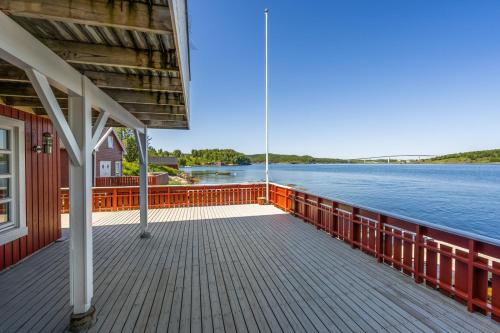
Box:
<box><xmin>1</xmin><ymin>0</ymin><xmax>173</xmax><ymax>34</ymax></box>
<box><xmin>0</xmin><ymin>64</ymin><xmax>183</xmax><ymax>92</ymax></box>
<box><xmin>41</xmin><ymin>39</ymin><xmax>178</xmax><ymax>73</ymax></box>
<box><xmin>0</xmin><ymin>81</ymin><xmax>184</xmax><ymax>106</ymax></box>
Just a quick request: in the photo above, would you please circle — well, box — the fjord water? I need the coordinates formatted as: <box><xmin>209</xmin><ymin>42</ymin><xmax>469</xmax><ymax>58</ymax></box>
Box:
<box><xmin>184</xmin><ymin>164</ymin><xmax>500</xmax><ymax>240</ymax></box>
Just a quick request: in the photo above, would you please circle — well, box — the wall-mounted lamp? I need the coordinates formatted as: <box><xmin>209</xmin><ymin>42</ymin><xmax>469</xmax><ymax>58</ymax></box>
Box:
<box><xmin>33</xmin><ymin>145</ymin><xmax>42</xmax><ymax>153</ymax></box>
<box><xmin>43</xmin><ymin>132</ymin><xmax>53</xmax><ymax>154</ymax></box>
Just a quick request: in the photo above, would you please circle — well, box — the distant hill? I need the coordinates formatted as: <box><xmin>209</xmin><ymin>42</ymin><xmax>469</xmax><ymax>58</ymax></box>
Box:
<box><xmin>246</xmin><ymin>153</ymin><xmax>354</xmax><ymax>164</ymax></box>
<box><xmin>424</xmin><ymin>149</ymin><xmax>500</xmax><ymax>163</ymax></box>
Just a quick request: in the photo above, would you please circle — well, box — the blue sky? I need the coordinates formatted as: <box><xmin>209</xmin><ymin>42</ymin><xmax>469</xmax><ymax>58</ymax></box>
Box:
<box><xmin>149</xmin><ymin>0</ymin><xmax>500</xmax><ymax>158</ymax></box>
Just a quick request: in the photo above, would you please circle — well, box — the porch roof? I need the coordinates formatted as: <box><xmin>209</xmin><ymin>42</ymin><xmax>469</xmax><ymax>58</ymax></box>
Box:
<box><xmin>0</xmin><ymin>205</ymin><xmax>496</xmax><ymax>332</ymax></box>
<box><xmin>0</xmin><ymin>0</ymin><xmax>190</xmax><ymax>129</ymax></box>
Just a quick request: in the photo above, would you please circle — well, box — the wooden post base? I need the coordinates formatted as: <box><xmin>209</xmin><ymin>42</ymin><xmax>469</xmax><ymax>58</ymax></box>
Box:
<box><xmin>69</xmin><ymin>306</ymin><xmax>96</xmax><ymax>332</ymax></box>
<box><xmin>257</xmin><ymin>197</ymin><xmax>268</xmax><ymax>205</ymax></box>
<box><xmin>140</xmin><ymin>231</ymin><xmax>152</xmax><ymax>239</ymax></box>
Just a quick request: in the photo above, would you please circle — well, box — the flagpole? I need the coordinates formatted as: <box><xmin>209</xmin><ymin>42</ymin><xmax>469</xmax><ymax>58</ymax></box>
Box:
<box><xmin>265</xmin><ymin>8</ymin><xmax>269</xmax><ymax>203</ymax></box>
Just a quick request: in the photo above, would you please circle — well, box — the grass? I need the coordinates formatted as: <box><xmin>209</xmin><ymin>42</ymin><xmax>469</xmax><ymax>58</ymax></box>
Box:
<box><xmin>123</xmin><ymin>160</ymin><xmax>181</xmax><ymax>176</ymax></box>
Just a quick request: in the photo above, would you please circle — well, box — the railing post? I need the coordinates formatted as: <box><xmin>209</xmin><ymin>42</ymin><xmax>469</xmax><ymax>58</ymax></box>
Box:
<box><xmin>128</xmin><ymin>188</ymin><xmax>132</xmax><ymax>210</ymax></box>
<box><xmin>112</xmin><ymin>188</ymin><xmax>117</xmax><ymax>211</ymax></box>
<box><xmin>289</xmin><ymin>191</ymin><xmax>296</xmax><ymax>215</ymax></box>
<box><xmin>331</xmin><ymin>202</ymin><xmax>338</xmax><ymax>237</ymax></box>
<box><xmin>467</xmin><ymin>239</ymin><xmax>475</xmax><ymax>312</ymax></box>
<box><xmin>351</xmin><ymin>208</ymin><xmax>360</xmax><ymax>249</ymax></box>
<box><xmin>377</xmin><ymin>214</ymin><xmax>385</xmax><ymax>263</ymax></box>
<box><xmin>414</xmin><ymin>225</ymin><xmax>423</xmax><ymax>283</ymax></box>
<box><xmin>466</xmin><ymin>239</ymin><xmax>488</xmax><ymax>314</ymax></box>
<box><xmin>284</xmin><ymin>187</ymin><xmax>289</xmax><ymax>211</ymax></box>
<box><xmin>315</xmin><ymin>198</ymin><xmax>321</xmax><ymax>230</ymax></box>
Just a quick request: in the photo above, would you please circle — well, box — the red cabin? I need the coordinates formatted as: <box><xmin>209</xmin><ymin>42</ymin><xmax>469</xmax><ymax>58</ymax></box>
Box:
<box><xmin>60</xmin><ymin>128</ymin><xmax>125</xmax><ymax>187</ymax></box>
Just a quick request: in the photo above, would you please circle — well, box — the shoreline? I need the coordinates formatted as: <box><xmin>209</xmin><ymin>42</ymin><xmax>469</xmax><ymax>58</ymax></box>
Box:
<box><xmin>183</xmin><ymin>162</ymin><xmax>500</xmax><ymax>167</ymax></box>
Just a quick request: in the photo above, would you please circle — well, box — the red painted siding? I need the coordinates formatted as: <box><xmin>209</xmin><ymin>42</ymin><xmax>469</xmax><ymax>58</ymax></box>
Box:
<box><xmin>0</xmin><ymin>105</ymin><xmax>61</xmax><ymax>271</ymax></box>
<box><xmin>60</xmin><ymin>148</ymin><xmax>69</xmax><ymax>188</ymax></box>
<box><xmin>95</xmin><ymin>133</ymin><xmax>123</xmax><ymax>177</ymax></box>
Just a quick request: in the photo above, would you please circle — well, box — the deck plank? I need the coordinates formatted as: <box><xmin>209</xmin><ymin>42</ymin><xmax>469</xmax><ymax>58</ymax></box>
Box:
<box><xmin>0</xmin><ymin>205</ymin><xmax>497</xmax><ymax>333</ymax></box>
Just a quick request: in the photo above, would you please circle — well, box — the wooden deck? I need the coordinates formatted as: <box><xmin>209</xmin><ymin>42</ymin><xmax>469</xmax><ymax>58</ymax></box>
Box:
<box><xmin>0</xmin><ymin>205</ymin><xmax>498</xmax><ymax>332</ymax></box>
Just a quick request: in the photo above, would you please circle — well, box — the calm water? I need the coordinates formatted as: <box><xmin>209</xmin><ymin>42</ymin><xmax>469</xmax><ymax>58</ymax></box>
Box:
<box><xmin>183</xmin><ymin>164</ymin><xmax>500</xmax><ymax>240</ymax></box>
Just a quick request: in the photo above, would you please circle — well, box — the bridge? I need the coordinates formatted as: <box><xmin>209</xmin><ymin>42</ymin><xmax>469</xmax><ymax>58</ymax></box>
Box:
<box><xmin>353</xmin><ymin>154</ymin><xmax>438</xmax><ymax>164</ymax></box>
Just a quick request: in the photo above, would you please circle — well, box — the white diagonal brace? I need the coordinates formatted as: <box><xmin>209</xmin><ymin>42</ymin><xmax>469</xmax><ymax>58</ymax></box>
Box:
<box><xmin>26</xmin><ymin>68</ymin><xmax>82</xmax><ymax>166</ymax></box>
<box><xmin>85</xmin><ymin>81</ymin><xmax>145</xmax><ymax>133</ymax></box>
<box><xmin>91</xmin><ymin>110</ymin><xmax>109</xmax><ymax>148</ymax></box>
<box><xmin>134</xmin><ymin>129</ymin><xmax>146</xmax><ymax>164</ymax></box>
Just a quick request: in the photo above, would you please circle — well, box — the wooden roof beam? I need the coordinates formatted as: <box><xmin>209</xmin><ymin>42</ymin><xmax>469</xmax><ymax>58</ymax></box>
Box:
<box><xmin>0</xmin><ymin>64</ymin><xmax>183</xmax><ymax>92</ymax></box>
<box><xmin>2</xmin><ymin>95</ymin><xmax>68</xmax><ymax>108</ymax></box>
<box><xmin>83</xmin><ymin>71</ymin><xmax>183</xmax><ymax>92</ymax></box>
<box><xmin>0</xmin><ymin>87</ymin><xmax>187</xmax><ymax>116</ymax></box>
<box><xmin>117</xmin><ymin>104</ymin><xmax>186</xmax><ymax>115</ymax></box>
<box><xmin>0</xmin><ymin>81</ymin><xmax>184</xmax><ymax>105</ymax></box>
<box><xmin>133</xmin><ymin>113</ymin><xmax>186</xmax><ymax>122</ymax></box>
<box><xmin>1</xmin><ymin>0</ymin><xmax>173</xmax><ymax>34</ymax></box>
<box><xmin>142</xmin><ymin>120</ymin><xmax>188</xmax><ymax>129</ymax></box>
<box><xmin>104</xmin><ymin>89</ymin><xmax>184</xmax><ymax>106</ymax></box>
<box><xmin>27</xmin><ymin>107</ymin><xmax>186</xmax><ymax>122</ymax></box>
<box><xmin>0</xmin><ymin>81</ymin><xmax>66</xmax><ymax>97</ymax></box>
<box><xmin>41</xmin><ymin>39</ymin><xmax>178</xmax><ymax>73</ymax></box>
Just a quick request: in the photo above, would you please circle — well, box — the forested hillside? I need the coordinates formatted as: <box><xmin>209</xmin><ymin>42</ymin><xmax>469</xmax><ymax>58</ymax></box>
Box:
<box><xmin>425</xmin><ymin>149</ymin><xmax>500</xmax><ymax>163</ymax></box>
<box><xmin>247</xmin><ymin>153</ymin><xmax>351</xmax><ymax>164</ymax></box>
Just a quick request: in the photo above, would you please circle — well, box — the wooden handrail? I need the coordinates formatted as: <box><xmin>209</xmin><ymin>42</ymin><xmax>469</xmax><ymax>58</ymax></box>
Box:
<box><xmin>60</xmin><ymin>183</ymin><xmax>265</xmax><ymax>213</ymax></box>
<box><xmin>94</xmin><ymin>173</ymin><xmax>169</xmax><ymax>187</ymax></box>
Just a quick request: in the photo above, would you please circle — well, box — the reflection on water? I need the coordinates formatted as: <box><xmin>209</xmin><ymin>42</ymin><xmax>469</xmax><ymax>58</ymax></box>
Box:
<box><xmin>188</xmin><ymin>168</ymin><xmax>257</xmax><ymax>183</ymax></box>
<box><xmin>184</xmin><ymin>164</ymin><xmax>500</xmax><ymax>240</ymax></box>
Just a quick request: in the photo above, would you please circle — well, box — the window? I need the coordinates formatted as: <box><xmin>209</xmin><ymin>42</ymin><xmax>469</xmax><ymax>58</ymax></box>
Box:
<box><xmin>115</xmin><ymin>161</ymin><xmax>122</xmax><ymax>176</ymax></box>
<box><xmin>107</xmin><ymin>136</ymin><xmax>113</xmax><ymax>148</ymax></box>
<box><xmin>0</xmin><ymin>116</ymin><xmax>26</xmax><ymax>245</ymax></box>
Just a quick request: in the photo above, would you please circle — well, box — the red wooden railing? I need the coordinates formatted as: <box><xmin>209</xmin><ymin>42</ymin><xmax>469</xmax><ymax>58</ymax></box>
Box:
<box><xmin>59</xmin><ymin>181</ymin><xmax>500</xmax><ymax>323</ymax></box>
<box><xmin>268</xmin><ymin>183</ymin><xmax>500</xmax><ymax>323</ymax></box>
<box><xmin>95</xmin><ymin>173</ymin><xmax>169</xmax><ymax>187</ymax></box>
<box><xmin>60</xmin><ymin>183</ymin><xmax>265</xmax><ymax>213</ymax></box>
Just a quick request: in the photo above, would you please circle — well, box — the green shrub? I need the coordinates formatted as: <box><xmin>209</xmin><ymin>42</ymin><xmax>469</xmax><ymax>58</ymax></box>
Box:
<box><xmin>149</xmin><ymin>164</ymin><xmax>180</xmax><ymax>176</ymax></box>
<box><xmin>122</xmin><ymin>161</ymin><xmax>180</xmax><ymax>176</ymax></box>
<box><xmin>122</xmin><ymin>160</ymin><xmax>139</xmax><ymax>176</ymax></box>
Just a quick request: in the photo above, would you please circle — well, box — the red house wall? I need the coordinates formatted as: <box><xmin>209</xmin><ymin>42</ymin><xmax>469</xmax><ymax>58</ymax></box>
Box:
<box><xmin>60</xmin><ymin>132</ymin><xmax>123</xmax><ymax>187</ymax></box>
<box><xmin>60</xmin><ymin>148</ymin><xmax>69</xmax><ymax>188</ymax></box>
<box><xmin>95</xmin><ymin>134</ymin><xmax>123</xmax><ymax>177</ymax></box>
<box><xmin>0</xmin><ymin>105</ymin><xmax>61</xmax><ymax>271</ymax></box>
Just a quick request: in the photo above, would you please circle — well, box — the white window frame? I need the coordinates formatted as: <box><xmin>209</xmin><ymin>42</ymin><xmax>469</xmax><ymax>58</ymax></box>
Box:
<box><xmin>0</xmin><ymin>115</ymin><xmax>26</xmax><ymax>245</ymax></box>
<box><xmin>107</xmin><ymin>136</ymin><xmax>113</xmax><ymax>149</ymax></box>
<box><xmin>115</xmin><ymin>161</ymin><xmax>122</xmax><ymax>176</ymax></box>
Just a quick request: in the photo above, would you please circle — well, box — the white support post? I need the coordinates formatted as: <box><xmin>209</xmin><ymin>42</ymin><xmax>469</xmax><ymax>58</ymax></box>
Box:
<box><xmin>68</xmin><ymin>78</ymin><xmax>96</xmax><ymax>329</ymax></box>
<box><xmin>26</xmin><ymin>65</ymin><xmax>96</xmax><ymax>331</ymax></box>
<box><xmin>135</xmin><ymin>127</ymin><xmax>150</xmax><ymax>238</ymax></box>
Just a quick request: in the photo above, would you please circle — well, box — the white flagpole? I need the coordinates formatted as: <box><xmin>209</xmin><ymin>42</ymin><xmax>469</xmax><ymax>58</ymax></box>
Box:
<box><xmin>265</xmin><ymin>8</ymin><xmax>269</xmax><ymax>203</ymax></box>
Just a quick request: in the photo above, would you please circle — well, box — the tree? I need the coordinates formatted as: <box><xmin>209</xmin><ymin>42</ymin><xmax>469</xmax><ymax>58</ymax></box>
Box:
<box><xmin>124</xmin><ymin>136</ymin><xmax>138</xmax><ymax>162</ymax></box>
<box><xmin>115</xmin><ymin>128</ymin><xmax>133</xmax><ymax>141</ymax></box>
<box><xmin>115</xmin><ymin>127</ymin><xmax>153</xmax><ymax>162</ymax></box>
<box><xmin>173</xmin><ymin>149</ymin><xmax>182</xmax><ymax>158</ymax></box>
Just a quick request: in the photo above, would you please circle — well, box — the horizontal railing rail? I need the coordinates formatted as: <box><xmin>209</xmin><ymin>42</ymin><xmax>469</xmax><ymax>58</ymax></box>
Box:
<box><xmin>94</xmin><ymin>173</ymin><xmax>169</xmax><ymax>187</ymax></box>
<box><xmin>60</xmin><ymin>183</ymin><xmax>265</xmax><ymax>213</ymax></box>
<box><xmin>268</xmin><ymin>183</ymin><xmax>500</xmax><ymax>323</ymax></box>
